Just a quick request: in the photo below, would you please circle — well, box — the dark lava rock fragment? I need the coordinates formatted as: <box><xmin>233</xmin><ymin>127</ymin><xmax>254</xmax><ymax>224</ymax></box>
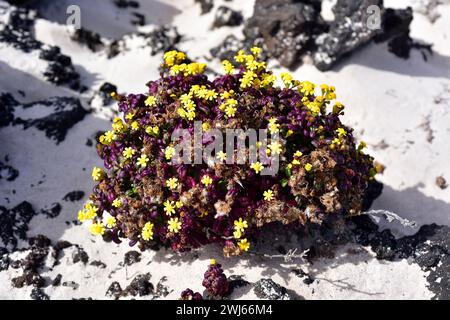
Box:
<box><xmin>52</xmin><ymin>274</ymin><xmax>62</xmax><ymax>286</ymax></box>
<box><xmin>0</xmin><ymin>93</ymin><xmax>18</xmax><ymax>128</ymax></box>
<box><xmin>98</xmin><ymin>82</ymin><xmax>118</xmax><ymax>105</ymax></box>
<box><xmin>90</xmin><ymin>260</ymin><xmax>107</xmax><ymax>268</ymax></box>
<box><xmin>124</xmin><ymin>250</ymin><xmax>141</xmax><ymax>266</ymax></box>
<box><xmin>436</xmin><ymin>176</ymin><xmax>448</xmax><ymax>190</ymax></box>
<box><xmin>123</xmin><ymin>273</ymin><xmax>154</xmax><ymax>297</ymax></box>
<box><xmin>195</xmin><ymin>0</ymin><xmax>214</xmax><ymax>14</ymax></box>
<box><xmin>28</xmin><ymin>235</ymin><xmax>51</xmax><ymax>248</ymax></box>
<box><xmin>62</xmin><ymin>281</ymin><xmax>79</xmax><ymax>290</ymax></box>
<box><xmin>72</xmin><ymin>246</ymin><xmax>89</xmax><ymax>264</ymax></box>
<box><xmin>113</xmin><ymin>0</ymin><xmax>140</xmax><ymax>9</ymax></box>
<box><xmin>245</xmin><ymin>0</ymin><xmax>326</xmax><ymax>68</ymax></box>
<box><xmin>39</xmin><ymin>46</ymin><xmax>83</xmax><ymax>91</ymax></box>
<box><xmin>30</xmin><ymin>288</ymin><xmax>50</xmax><ymax>300</ymax></box>
<box><xmin>12</xmin><ymin>270</ymin><xmax>46</xmax><ymax>288</ymax></box>
<box><xmin>213</xmin><ymin>6</ymin><xmax>243</xmax><ymax>28</ymax></box>
<box><xmin>16</xmin><ymin>97</ymin><xmax>89</xmax><ymax>144</ymax></box>
<box><xmin>63</xmin><ymin>191</ymin><xmax>85</xmax><ymax>202</ymax></box>
<box><xmin>313</xmin><ymin>0</ymin><xmax>383</xmax><ymax>71</ymax></box>
<box><xmin>0</xmin><ymin>249</ymin><xmax>10</xmax><ymax>272</ymax></box>
<box><xmin>143</xmin><ymin>25</ymin><xmax>181</xmax><ymax>56</ymax></box>
<box><xmin>292</xmin><ymin>268</ymin><xmax>315</xmax><ymax>285</ymax></box>
<box><xmin>210</xmin><ymin>34</ymin><xmax>268</xmax><ymax>64</ymax></box>
<box><xmin>0</xmin><ymin>201</ymin><xmax>36</xmax><ymax>251</ymax></box>
<box><xmin>40</xmin><ymin>202</ymin><xmax>62</xmax><ymax>219</ymax></box>
<box><xmin>253</xmin><ymin>279</ymin><xmax>296</xmax><ymax>300</ymax></box>
<box><xmin>70</xmin><ymin>28</ymin><xmax>104</xmax><ymax>52</ymax></box>
<box><xmin>228</xmin><ymin>275</ymin><xmax>251</xmax><ymax>293</ymax></box>
<box><xmin>0</xmin><ymin>161</ymin><xmax>19</xmax><ymax>182</ymax></box>
<box><xmin>0</xmin><ymin>7</ymin><xmax>41</xmax><ymax>53</ymax></box>
<box><xmin>106</xmin><ymin>281</ymin><xmax>123</xmax><ymax>299</ymax></box>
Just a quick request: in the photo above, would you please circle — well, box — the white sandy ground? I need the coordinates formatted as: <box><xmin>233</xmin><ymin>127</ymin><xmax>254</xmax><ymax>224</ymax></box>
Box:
<box><xmin>0</xmin><ymin>0</ymin><xmax>449</xmax><ymax>299</ymax></box>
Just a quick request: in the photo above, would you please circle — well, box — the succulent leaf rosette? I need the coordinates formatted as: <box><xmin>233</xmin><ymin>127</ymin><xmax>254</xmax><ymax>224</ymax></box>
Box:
<box><xmin>78</xmin><ymin>48</ymin><xmax>376</xmax><ymax>256</ymax></box>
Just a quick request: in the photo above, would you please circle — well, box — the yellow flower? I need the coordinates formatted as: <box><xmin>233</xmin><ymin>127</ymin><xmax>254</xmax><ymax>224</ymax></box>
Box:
<box><xmin>358</xmin><ymin>141</ymin><xmax>367</xmax><ymax>150</ymax></box>
<box><xmin>261</xmin><ymin>73</ymin><xmax>277</xmax><ymax>87</ymax></box>
<box><xmin>164</xmin><ymin>50</ymin><xmax>186</xmax><ymax>66</ymax></box>
<box><xmin>250</xmin><ymin>46</ymin><xmax>261</xmax><ymax>57</ymax></box>
<box><xmin>205</xmin><ymin>90</ymin><xmax>218</xmax><ymax>101</ymax></box>
<box><xmin>145</xmin><ymin>126</ymin><xmax>159</xmax><ymax>135</ymax></box>
<box><xmin>222</xmin><ymin>60</ymin><xmax>235</xmax><ymax>74</ymax></box>
<box><xmin>234</xmin><ymin>218</ymin><xmax>248</xmax><ymax>233</ymax></box>
<box><xmin>292</xmin><ymin>159</ymin><xmax>301</xmax><ymax>165</ymax></box>
<box><xmin>336</xmin><ymin>127</ymin><xmax>347</xmax><ymax>138</ymax></box>
<box><xmin>166</xmin><ymin>177</ymin><xmax>179</xmax><ymax>190</ymax></box>
<box><xmin>89</xmin><ymin>222</ymin><xmax>105</xmax><ymax>236</ymax></box>
<box><xmin>131</xmin><ymin>121</ymin><xmax>139</xmax><ymax>131</ymax></box>
<box><xmin>240</xmin><ymin>70</ymin><xmax>256</xmax><ymax>88</ymax></box>
<box><xmin>77</xmin><ymin>210</ymin><xmax>88</xmax><ymax>222</ymax></box>
<box><xmin>141</xmin><ymin>221</ymin><xmax>154</xmax><ymax>241</ymax></box>
<box><xmin>165</xmin><ymin>146</ymin><xmax>176</xmax><ymax>160</ymax></box>
<box><xmin>125</xmin><ymin>112</ymin><xmax>135</xmax><ymax>120</ymax></box>
<box><xmin>210</xmin><ymin>258</ymin><xmax>216</xmax><ymax>265</ymax></box>
<box><xmin>305</xmin><ymin>163</ymin><xmax>313</xmax><ymax>172</ymax></box>
<box><xmin>201</xmin><ymin>175</ymin><xmax>213</xmax><ymax>186</ymax></box>
<box><xmin>220</xmin><ymin>90</ymin><xmax>234</xmax><ymax>100</ymax></box>
<box><xmin>250</xmin><ymin>162</ymin><xmax>264</xmax><ymax>174</ymax></box>
<box><xmin>300</xmin><ymin>81</ymin><xmax>315</xmax><ymax>96</ymax></box>
<box><xmin>112</xmin><ymin>198</ymin><xmax>122</xmax><ymax>208</ymax></box>
<box><xmin>238</xmin><ymin>238</ymin><xmax>250</xmax><ymax>252</ymax></box>
<box><xmin>137</xmin><ymin>154</ymin><xmax>150</xmax><ymax>168</ymax></box>
<box><xmin>168</xmin><ymin>217</ymin><xmax>182</xmax><ymax>233</ymax></box>
<box><xmin>216</xmin><ymin>151</ymin><xmax>227</xmax><ymax>161</ymax></box>
<box><xmin>112</xmin><ymin>118</ymin><xmax>125</xmax><ymax>132</ymax></box>
<box><xmin>280</xmin><ymin>72</ymin><xmax>293</xmax><ymax>87</ymax></box>
<box><xmin>268</xmin><ymin>141</ymin><xmax>282</xmax><ymax>154</ymax></box>
<box><xmin>268</xmin><ymin>118</ymin><xmax>280</xmax><ymax>134</ymax></box>
<box><xmin>294</xmin><ymin>151</ymin><xmax>303</xmax><ymax>158</ymax></box>
<box><xmin>234</xmin><ymin>50</ymin><xmax>246</xmax><ymax>63</ymax></box>
<box><xmin>145</xmin><ymin>95</ymin><xmax>157</xmax><ymax>107</ymax></box>
<box><xmin>233</xmin><ymin>229</ymin><xmax>242</xmax><ymax>239</ymax></box>
<box><xmin>225</xmin><ymin>104</ymin><xmax>237</xmax><ymax>118</ymax></box>
<box><xmin>92</xmin><ymin>167</ymin><xmax>104</xmax><ymax>181</ymax></box>
<box><xmin>332</xmin><ymin>102</ymin><xmax>345</xmax><ymax>114</ymax></box>
<box><xmin>122</xmin><ymin>147</ymin><xmax>135</xmax><ymax>159</ymax></box>
<box><xmin>163</xmin><ymin>200</ymin><xmax>176</xmax><ymax>216</ymax></box>
<box><xmin>175</xmin><ymin>200</ymin><xmax>183</xmax><ymax>209</ymax></box>
<box><xmin>105</xmin><ymin>216</ymin><xmax>117</xmax><ymax>228</ymax></box>
<box><xmin>263</xmin><ymin>189</ymin><xmax>274</xmax><ymax>201</ymax></box>
<box><xmin>199</xmin><ymin>123</ymin><xmax>209</xmax><ymax>132</ymax></box>
<box><xmin>104</xmin><ymin>131</ymin><xmax>116</xmax><ymax>144</ymax></box>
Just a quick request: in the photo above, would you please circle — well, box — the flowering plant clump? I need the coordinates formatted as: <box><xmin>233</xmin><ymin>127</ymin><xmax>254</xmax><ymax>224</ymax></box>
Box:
<box><xmin>202</xmin><ymin>259</ymin><xmax>229</xmax><ymax>297</ymax></box>
<box><xmin>180</xmin><ymin>288</ymin><xmax>203</xmax><ymax>300</ymax></box>
<box><xmin>79</xmin><ymin>48</ymin><xmax>376</xmax><ymax>256</ymax></box>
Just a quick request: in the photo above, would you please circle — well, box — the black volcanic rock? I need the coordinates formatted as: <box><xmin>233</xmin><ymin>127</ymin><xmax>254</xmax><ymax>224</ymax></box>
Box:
<box><xmin>245</xmin><ymin>0</ymin><xmax>326</xmax><ymax>68</ymax></box>
<box><xmin>143</xmin><ymin>25</ymin><xmax>181</xmax><ymax>56</ymax></box>
<box><xmin>0</xmin><ymin>201</ymin><xmax>37</xmax><ymax>251</ymax></box>
<box><xmin>254</xmin><ymin>279</ymin><xmax>295</xmax><ymax>300</ymax></box>
<box><xmin>39</xmin><ymin>46</ymin><xmax>83</xmax><ymax>91</ymax></box>
<box><xmin>15</xmin><ymin>97</ymin><xmax>89</xmax><ymax>144</ymax></box>
<box><xmin>0</xmin><ymin>93</ymin><xmax>18</xmax><ymax>128</ymax></box>
<box><xmin>195</xmin><ymin>0</ymin><xmax>214</xmax><ymax>14</ymax></box>
<box><xmin>313</xmin><ymin>0</ymin><xmax>383</xmax><ymax>71</ymax></box>
<box><xmin>0</xmin><ymin>161</ymin><xmax>19</xmax><ymax>182</ymax></box>
<box><xmin>63</xmin><ymin>191</ymin><xmax>85</xmax><ymax>202</ymax></box>
<box><xmin>70</xmin><ymin>28</ymin><xmax>104</xmax><ymax>52</ymax></box>
<box><xmin>0</xmin><ymin>8</ymin><xmax>41</xmax><ymax>52</ymax></box>
<box><xmin>213</xmin><ymin>6</ymin><xmax>243</xmax><ymax>28</ymax></box>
